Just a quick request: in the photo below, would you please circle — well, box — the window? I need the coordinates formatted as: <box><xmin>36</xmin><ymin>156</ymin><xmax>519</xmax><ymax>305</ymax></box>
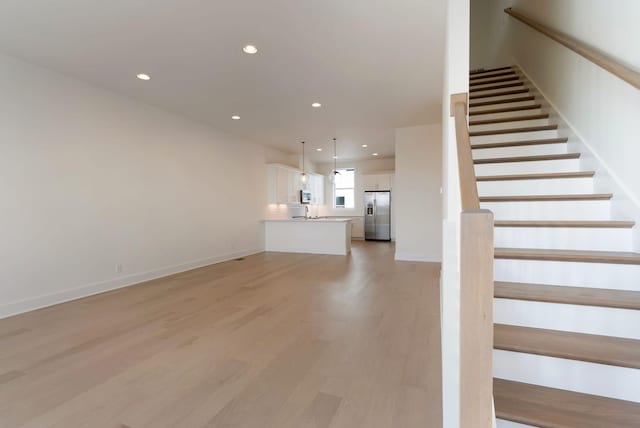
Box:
<box><xmin>333</xmin><ymin>168</ymin><xmax>355</xmax><ymax>209</ymax></box>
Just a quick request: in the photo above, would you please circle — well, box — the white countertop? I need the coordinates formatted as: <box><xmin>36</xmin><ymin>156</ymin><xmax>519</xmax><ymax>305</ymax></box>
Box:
<box><xmin>263</xmin><ymin>218</ymin><xmax>351</xmax><ymax>223</ymax></box>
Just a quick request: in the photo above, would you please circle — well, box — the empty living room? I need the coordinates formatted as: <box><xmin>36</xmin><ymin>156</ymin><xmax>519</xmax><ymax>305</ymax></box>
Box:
<box><xmin>3</xmin><ymin>0</ymin><xmax>640</xmax><ymax>427</ymax></box>
<box><xmin>0</xmin><ymin>1</ymin><xmax>445</xmax><ymax>427</ymax></box>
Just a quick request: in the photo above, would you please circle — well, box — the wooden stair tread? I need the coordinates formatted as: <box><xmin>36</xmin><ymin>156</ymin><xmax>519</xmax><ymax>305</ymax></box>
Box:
<box><xmin>470</xmin><ymin>88</ymin><xmax>529</xmax><ymax>100</ymax></box>
<box><xmin>470</xmin><ymin>124</ymin><xmax>557</xmax><ymax>137</ymax></box>
<box><xmin>469</xmin><ymin>104</ymin><xmax>541</xmax><ymax>116</ymax></box>
<box><xmin>470</xmin><ymin>113</ymin><xmax>549</xmax><ymax>126</ymax></box>
<box><xmin>494</xmin><ymin>247</ymin><xmax>640</xmax><ymax>265</ymax></box>
<box><xmin>494</xmin><ymin>324</ymin><xmax>640</xmax><ymax>368</ymax></box>
<box><xmin>470</xmin><ymin>95</ymin><xmax>535</xmax><ymax>108</ymax></box>
<box><xmin>494</xmin><ymin>378</ymin><xmax>640</xmax><ymax>427</ymax></box>
<box><xmin>477</xmin><ymin>171</ymin><xmax>595</xmax><ymax>181</ymax></box>
<box><xmin>495</xmin><ymin>281</ymin><xmax>640</xmax><ymax>310</ymax></box>
<box><xmin>481</xmin><ymin>194</ymin><xmax>612</xmax><ymax>202</ymax></box>
<box><xmin>469</xmin><ymin>70</ymin><xmax>516</xmax><ymax>81</ymax></box>
<box><xmin>474</xmin><ymin>153</ymin><xmax>580</xmax><ymax>164</ymax></box>
<box><xmin>469</xmin><ymin>81</ymin><xmax>525</xmax><ymax>93</ymax></box>
<box><xmin>472</xmin><ymin>137</ymin><xmax>567</xmax><ymax>150</ymax></box>
<box><xmin>469</xmin><ymin>75</ymin><xmax>520</xmax><ymax>87</ymax></box>
<box><xmin>494</xmin><ymin>220</ymin><xmax>634</xmax><ymax>228</ymax></box>
<box><xmin>470</xmin><ymin>66</ymin><xmax>513</xmax><ymax>75</ymax></box>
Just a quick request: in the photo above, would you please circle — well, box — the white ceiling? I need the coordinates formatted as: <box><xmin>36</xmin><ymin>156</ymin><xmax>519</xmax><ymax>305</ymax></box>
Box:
<box><xmin>0</xmin><ymin>0</ymin><xmax>446</xmax><ymax>162</ymax></box>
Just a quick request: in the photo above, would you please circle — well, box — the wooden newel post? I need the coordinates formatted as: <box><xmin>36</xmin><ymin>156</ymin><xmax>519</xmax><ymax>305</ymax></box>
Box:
<box><xmin>460</xmin><ymin>209</ymin><xmax>494</xmax><ymax>428</ymax></box>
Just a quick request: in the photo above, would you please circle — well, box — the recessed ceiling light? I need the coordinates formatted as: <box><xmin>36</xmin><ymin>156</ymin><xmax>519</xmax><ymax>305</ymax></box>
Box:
<box><xmin>362</xmin><ymin>144</ymin><xmax>368</xmax><ymax>148</ymax></box>
<box><xmin>316</xmin><ymin>148</ymin><xmax>322</xmax><ymax>152</ymax></box>
<box><xmin>311</xmin><ymin>102</ymin><xmax>322</xmax><ymax>108</ymax></box>
<box><xmin>333</xmin><ymin>155</ymin><xmax>338</xmax><ymax>159</ymax></box>
<box><xmin>372</xmin><ymin>153</ymin><xmax>379</xmax><ymax>156</ymax></box>
<box><xmin>136</xmin><ymin>73</ymin><xmax>151</xmax><ymax>81</ymax></box>
<box><xmin>243</xmin><ymin>45</ymin><xmax>258</xmax><ymax>54</ymax></box>
<box><xmin>231</xmin><ymin>115</ymin><xmax>241</xmax><ymax>120</ymax></box>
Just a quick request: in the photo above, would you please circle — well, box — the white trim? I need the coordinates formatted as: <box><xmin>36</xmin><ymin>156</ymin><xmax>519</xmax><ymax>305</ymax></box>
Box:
<box><xmin>394</xmin><ymin>252</ymin><xmax>442</xmax><ymax>262</ymax></box>
<box><xmin>0</xmin><ymin>248</ymin><xmax>263</xmax><ymax>320</ymax></box>
<box><xmin>265</xmin><ymin>248</ymin><xmax>349</xmax><ymax>256</ymax></box>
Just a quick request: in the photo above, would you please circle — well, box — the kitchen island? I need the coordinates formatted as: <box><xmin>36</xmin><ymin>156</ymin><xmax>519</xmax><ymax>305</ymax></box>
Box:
<box><xmin>263</xmin><ymin>218</ymin><xmax>352</xmax><ymax>255</ymax></box>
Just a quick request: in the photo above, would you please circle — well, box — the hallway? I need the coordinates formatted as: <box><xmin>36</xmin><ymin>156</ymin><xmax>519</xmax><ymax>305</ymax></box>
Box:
<box><xmin>0</xmin><ymin>242</ymin><xmax>442</xmax><ymax>427</ymax></box>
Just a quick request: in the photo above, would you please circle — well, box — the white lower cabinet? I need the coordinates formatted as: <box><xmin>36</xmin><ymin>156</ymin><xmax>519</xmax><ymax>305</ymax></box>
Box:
<box><xmin>350</xmin><ymin>217</ymin><xmax>364</xmax><ymax>239</ymax></box>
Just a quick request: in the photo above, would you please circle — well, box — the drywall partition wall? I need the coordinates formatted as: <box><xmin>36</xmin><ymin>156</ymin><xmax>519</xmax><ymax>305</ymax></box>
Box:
<box><xmin>394</xmin><ymin>124</ymin><xmax>443</xmax><ymax>262</ymax></box>
<box><xmin>441</xmin><ymin>0</ymin><xmax>470</xmax><ymax>425</ymax></box>
<box><xmin>0</xmin><ymin>52</ymin><xmax>284</xmax><ymax>318</ymax></box>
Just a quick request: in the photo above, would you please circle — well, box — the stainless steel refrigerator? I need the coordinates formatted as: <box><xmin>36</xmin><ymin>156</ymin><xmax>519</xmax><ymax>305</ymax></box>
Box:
<box><xmin>364</xmin><ymin>191</ymin><xmax>391</xmax><ymax>241</ymax></box>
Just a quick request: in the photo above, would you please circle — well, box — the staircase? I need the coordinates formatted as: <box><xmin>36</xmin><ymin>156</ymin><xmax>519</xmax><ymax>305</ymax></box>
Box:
<box><xmin>469</xmin><ymin>66</ymin><xmax>640</xmax><ymax>427</ymax></box>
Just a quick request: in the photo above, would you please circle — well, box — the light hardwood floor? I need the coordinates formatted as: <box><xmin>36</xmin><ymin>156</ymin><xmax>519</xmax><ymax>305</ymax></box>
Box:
<box><xmin>0</xmin><ymin>241</ymin><xmax>442</xmax><ymax>428</ymax></box>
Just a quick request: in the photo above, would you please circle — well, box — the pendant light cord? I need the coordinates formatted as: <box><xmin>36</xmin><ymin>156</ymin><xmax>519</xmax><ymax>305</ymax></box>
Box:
<box><xmin>333</xmin><ymin>138</ymin><xmax>337</xmax><ymax>175</ymax></box>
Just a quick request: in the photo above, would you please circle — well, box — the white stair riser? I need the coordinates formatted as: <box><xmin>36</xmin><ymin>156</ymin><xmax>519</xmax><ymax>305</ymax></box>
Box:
<box><xmin>471</xmin><ymin>80</ymin><xmax>523</xmax><ymax>90</ymax></box>
<box><xmin>494</xmin><ymin>259</ymin><xmax>640</xmax><ymax>291</ymax></box>
<box><xmin>496</xmin><ymin>420</ymin><xmax>533</xmax><ymax>428</ymax></box>
<box><xmin>478</xmin><ymin>177</ymin><xmax>594</xmax><ymax>196</ymax></box>
<box><xmin>483</xmin><ymin>200</ymin><xmax>611</xmax><ymax>221</ymax></box>
<box><xmin>470</xmin><ymin>118</ymin><xmax>551</xmax><ymax>133</ymax></box>
<box><xmin>475</xmin><ymin>159</ymin><xmax>581</xmax><ymax>175</ymax></box>
<box><xmin>470</xmin><ymin>100</ymin><xmax>538</xmax><ymax>114</ymax></box>
<box><xmin>470</xmin><ymin>108</ymin><xmax>543</xmax><ymax>122</ymax></box>
<box><xmin>494</xmin><ymin>351</ymin><xmax>640</xmax><ymax>402</ymax></box>
<box><xmin>471</xmin><ymin>129</ymin><xmax>559</xmax><ymax>144</ymax></box>
<box><xmin>473</xmin><ymin>143</ymin><xmax>568</xmax><ymax>159</ymax></box>
<box><xmin>471</xmin><ymin>92</ymin><xmax>532</xmax><ymax>104</ymax></box>
<box><xmin>494</xmin><ymin>227</ymin><xmax>632</xmax><ymax>252</ymax></box>
<box><xmin>495</xmin><ymin>299</ymin><xmax>640</xmax><ymax>339</ymax></box>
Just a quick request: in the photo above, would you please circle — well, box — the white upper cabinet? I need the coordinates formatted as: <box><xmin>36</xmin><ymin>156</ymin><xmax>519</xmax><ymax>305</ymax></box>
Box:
<box><xmin>268</xmin><ymin>164</ymin><xmax>303</xmax><ymax>204</ymax></box>
<box><xmin>362</xmin><ymin>173</ymin><xmax>394</xmax><ymax>191</ymax></box>
<box><xmin>267</xmin><ymin>164</ymin><xmax>323</xmax><ymax>205</ymax></box>
<box><xmin>307</xmin><ymin>173</ymin><xmax>325</xmax><ymax>205</ymax></box>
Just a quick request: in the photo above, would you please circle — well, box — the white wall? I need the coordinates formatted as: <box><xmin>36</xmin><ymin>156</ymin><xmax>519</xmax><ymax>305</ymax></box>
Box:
<box><xmin>394</xmin><ymin>124</ymin><xmax>443</xmax><ymax>262</ymax></box>
<box><xmin>471</xmin><ymin>0</ymin><xmax>640</xmax><ymax>248</ymax></box>
<box><xmin>0</xmin><ymin>52</ymin><xmax>290</xmax><ymax>318</ymax></box>
<box><xmin>441</xmin><ymin>0</ymin><xmax>470</xmax><ymax>425</ymax></box>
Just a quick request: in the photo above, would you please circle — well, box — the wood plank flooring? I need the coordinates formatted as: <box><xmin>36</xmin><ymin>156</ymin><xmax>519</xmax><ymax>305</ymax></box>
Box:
<box><xmin>0</xmin><ymin>241</ymin><xmax>442</xmax><ymax>428</ymax></box>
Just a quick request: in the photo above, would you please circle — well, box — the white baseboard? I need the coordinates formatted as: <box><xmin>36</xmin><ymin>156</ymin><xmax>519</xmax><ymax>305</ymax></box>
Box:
<box><xmin>265</xmin><ymin>248</ymin><xmax>349</xmax><ymax>256</ymax></box>
<box><xmin>394</xmin><ymin>252</ymin><xmax>442</xmax><ymax>263</ymax></box>
<box><xmin>0</xmin><ymin>248</ymin><xmax>264</xmax><ymax>320</ymax></box>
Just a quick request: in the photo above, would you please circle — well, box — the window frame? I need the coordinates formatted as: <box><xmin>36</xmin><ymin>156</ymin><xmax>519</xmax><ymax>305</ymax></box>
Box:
<box><xmin>333</xmin><ymin>167</ymin><xmax>355</xmax><ymax>209</ymax></box>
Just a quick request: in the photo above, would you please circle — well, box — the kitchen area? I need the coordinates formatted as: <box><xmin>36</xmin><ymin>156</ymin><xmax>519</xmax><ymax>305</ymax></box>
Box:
<box><xmin>263</xmin><ymin>159</ymin><xmax>395</xmax><ymax>256</ymax></box>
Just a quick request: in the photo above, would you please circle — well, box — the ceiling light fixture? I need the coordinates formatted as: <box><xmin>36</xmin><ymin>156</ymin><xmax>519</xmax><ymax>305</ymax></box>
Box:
<box><xmin>311</xmin><ymin>102</ymin><xmax>322</xmax><ymax>108</ymax></box>
<box><xmin>136</xmin><ymin>73</ymin><xmax>151</xmax><ymax>81</ymax></box>
<box><xmin>243</xmin><ymin>45</ymin><xmax>258</xmax><ymax>54</ymax></box>
<box><xmin>372</xmin><ymin>153</ymin><xmax>379</xmax><ymax>156</ymax></box>
<box><xmin>316</xmin><ymin>148</ymin><xmax>322</xmax><ymax>152</ymax></box>
<box><xmin>361</xmin><ymin>144</ymin><xmax>368</xmax><ymax>148</ymax></box>
<box><xmin>231</xmin><ymin>115</ymin><xmax>241</xmax><ymax>120</ymax></box>
<box><xmin>300</xmin><ymin>141</ymin><xmax>307</xmax><ymax>184</ymax></box>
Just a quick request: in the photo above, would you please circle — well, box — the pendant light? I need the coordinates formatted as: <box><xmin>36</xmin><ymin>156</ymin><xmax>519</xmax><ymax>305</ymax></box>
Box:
<box><xmin>300</xmin><ymin>141</ymin><xmax>307</xmax><ymax>184</ymax></box>
<box><xmin>330</xmin><ymin>137</ymin><xmax>340</xmax><ymax>183</ymax></box>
